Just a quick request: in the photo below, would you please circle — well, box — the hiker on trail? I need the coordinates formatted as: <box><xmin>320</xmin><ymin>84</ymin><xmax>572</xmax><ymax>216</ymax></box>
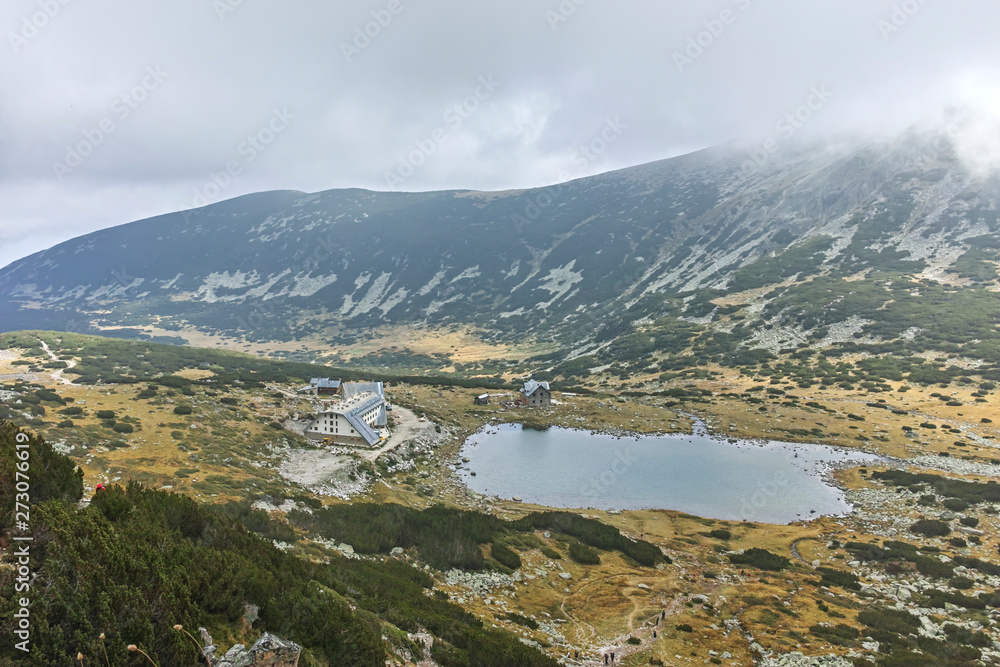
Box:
<box><xmin>604</xmin><ymin>654</ymin><xmax>608</xmax><ymax>665</ymax></box>
<box><xmin>661</xmin><ymin>610</ymin><xmax>665</xmax><ymax>620</ymax></box>
<box><xmin>653</xmin><ymin>630</ymin><xmax>657</xmax><ymax>638</ymax></box>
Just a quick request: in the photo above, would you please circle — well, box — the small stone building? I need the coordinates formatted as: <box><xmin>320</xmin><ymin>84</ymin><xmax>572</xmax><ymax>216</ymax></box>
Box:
<box><xmin>518</xmin><ymin>380</ymin><xmax>551</xmax><ymax>407</ymax></box>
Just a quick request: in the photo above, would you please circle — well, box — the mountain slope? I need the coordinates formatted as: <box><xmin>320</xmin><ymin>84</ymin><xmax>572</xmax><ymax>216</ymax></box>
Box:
<box><xmin>2</xmin><ymin>123</ymin><xmax>999</xmax><ymax>376</ymax></box>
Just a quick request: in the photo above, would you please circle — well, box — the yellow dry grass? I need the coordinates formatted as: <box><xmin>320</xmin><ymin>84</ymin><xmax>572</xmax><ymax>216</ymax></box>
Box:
<box><xmin>94</xmin><ymin>321</ymin><xmax>555</xmax><ymax>370</ymax></box>
<box><xmin>22</xmin><ymin>379</ymin><xmax>306</xmax><ymax>503</ymax></box>
<box><xmin>6</xmin><ymin>342</ymin><xmax>1000</xmax><ymax>664</ymax></box>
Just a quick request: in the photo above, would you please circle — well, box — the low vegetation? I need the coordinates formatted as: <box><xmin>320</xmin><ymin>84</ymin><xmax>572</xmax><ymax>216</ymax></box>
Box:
<box><xmin>0</xmin><ymin>421</ymin><xmax>557</xmax><ymax>666</ymax></box>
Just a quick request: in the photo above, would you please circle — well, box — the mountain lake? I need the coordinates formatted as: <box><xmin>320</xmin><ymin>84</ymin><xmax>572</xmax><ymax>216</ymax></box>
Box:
<box><xmin>457</xmin><ymin>421</ymin><xmax>883</xmax><ymax>523</ymax></box>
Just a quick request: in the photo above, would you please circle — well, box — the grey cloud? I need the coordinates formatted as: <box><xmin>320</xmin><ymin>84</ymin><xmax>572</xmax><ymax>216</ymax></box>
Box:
<box><xmin>1</xmin><ymin>0</ymin><xmax>998</xmax><ymax>268</ymax></box>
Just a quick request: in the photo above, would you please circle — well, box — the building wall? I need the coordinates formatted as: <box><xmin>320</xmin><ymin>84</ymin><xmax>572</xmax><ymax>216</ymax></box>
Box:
<box><xmin>305</xmin><ymin>401</ymin><xmax>383</xmax><ymax>445</ymax></box>
<box><xmin>522</xmin><ymin>388</ymin><xmax>551</xmax><ymax>407</ymax></box>
<box><xmin>306</xmin><ymin>413</ymin><xmax>351</xmax><ymax>438</ymax></box>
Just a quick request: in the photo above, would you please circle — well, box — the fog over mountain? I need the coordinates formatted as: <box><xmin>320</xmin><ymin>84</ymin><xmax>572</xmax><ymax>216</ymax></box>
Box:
<box><xmin>4</xmin><ymin>116</ymin><xmax>1000</xmax><ymax>384</ymax></box>
<box><xmin>2</xmin><ymin>0</ymin><xmax>999</xmax><ymax>269</ymax></box>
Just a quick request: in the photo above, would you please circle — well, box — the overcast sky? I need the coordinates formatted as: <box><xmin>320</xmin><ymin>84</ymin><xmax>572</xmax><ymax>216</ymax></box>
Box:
<box><xmin>1</xmin><ymin>0</ymin><xmax>999</xmax><ymax>269</ymax></box>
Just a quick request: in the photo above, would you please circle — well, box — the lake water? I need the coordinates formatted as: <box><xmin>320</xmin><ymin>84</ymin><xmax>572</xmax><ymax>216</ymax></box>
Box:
<box><xmin>458</xmin><ymin>422</ymin><xmax>882</xmax><ymax>523</ymax></box>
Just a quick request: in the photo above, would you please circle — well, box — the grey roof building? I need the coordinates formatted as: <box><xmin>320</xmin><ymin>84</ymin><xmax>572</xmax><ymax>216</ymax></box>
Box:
<box><xmin>341</xmin><ymin>381</ymin><xmax>384</xmax><ymax>399</ymax></box>
<box><xmin>299</xmin><ymin>377</ymin><xmax>341</xmax><ymax>394</ymax></box>
<box><xmin>519</xmin><ymin>380</ymin><xmax>552</xmax><ymax>407</ymax></box>
<box><xmin>304</xmin><ymin>390</ymin><xmax>386</xmax><ymax>447</ymax></box>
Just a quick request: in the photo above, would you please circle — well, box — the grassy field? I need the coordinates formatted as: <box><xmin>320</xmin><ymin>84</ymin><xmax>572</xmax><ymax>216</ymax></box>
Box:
<box><xmin>4</xmin><ymin>336</ymin><xmax>1000</xmax><ymax>664</ymax></box>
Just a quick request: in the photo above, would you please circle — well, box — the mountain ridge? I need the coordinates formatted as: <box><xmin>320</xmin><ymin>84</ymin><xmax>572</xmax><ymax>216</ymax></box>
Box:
<box><xmin>2</xmin><ymin>124</ymin><xmax>998</xmax><ymax>378</ymax></box>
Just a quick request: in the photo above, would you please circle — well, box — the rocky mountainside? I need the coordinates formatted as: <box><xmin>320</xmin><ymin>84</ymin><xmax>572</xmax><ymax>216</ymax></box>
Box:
<box><xmin>2</xmin><ymin>121</ymin><xmax>999</xmax><ymax>375</ymax></box>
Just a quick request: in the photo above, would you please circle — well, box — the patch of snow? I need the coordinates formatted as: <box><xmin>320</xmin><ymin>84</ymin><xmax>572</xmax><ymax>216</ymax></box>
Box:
<box><xmin>417</xmin><ymin>269</ymin><xmax>448</xmax><ymax>296</ymax></box>
<box><xmin>424</xmin><ymin>295</ymin><xmax>462</xmax><ymax>316</ymax></box>
<box><xmin>534</xmin><ymin>260</ymin><xmax>583</xmax><ymax>309</ymax></box>
<box><xmin>449</xmin><ymin>266</ymin><xmax>481</xmax><ymax>283</ymax></box>
<box><xmin>348</xmin><ymin>272</ymin><xmax>393</xmax><ymax>317</ymax></box>
<box><xmin>379</xmin><ymin>287</ymin><xmax>409</xmax><ymax>316</ymax></box>
<box><xmin>353</xmin><ymin>272</ymin><xmax>372</xmax><ymax>290</ymax></box>
<box><xmin>160</xmin><ymin>273</ymin><xmax>183</xmax><ymax>290</ymax></box>
<box><xmin>287</xmin><ymin>272</ymin><xmax>338</xmax><ymax>298</ymax></box>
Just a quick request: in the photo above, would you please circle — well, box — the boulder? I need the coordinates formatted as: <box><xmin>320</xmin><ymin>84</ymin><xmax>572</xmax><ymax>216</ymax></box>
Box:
<box><xmin>214</xmin><ymin>633</ymin><xmax>301</xmax><ymax>667</ymax></box>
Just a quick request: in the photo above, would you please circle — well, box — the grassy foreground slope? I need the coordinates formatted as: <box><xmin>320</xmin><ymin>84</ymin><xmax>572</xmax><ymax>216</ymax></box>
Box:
<box><xmin>5</xmin><ymin>329</ymin><xmax>1000</xmax><ymax>665</ymax></box>
<box><xmin>0</xmin><ymin>421</ymin><xmax>564</xmax><ymax>666</ymax></box>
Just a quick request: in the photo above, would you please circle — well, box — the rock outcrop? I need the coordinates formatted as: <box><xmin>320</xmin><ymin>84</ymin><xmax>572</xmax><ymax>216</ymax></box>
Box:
<box><xmin>214</xmin><ymin>633</ymin><xmax>301</xmax><ymax>667</ymax></box>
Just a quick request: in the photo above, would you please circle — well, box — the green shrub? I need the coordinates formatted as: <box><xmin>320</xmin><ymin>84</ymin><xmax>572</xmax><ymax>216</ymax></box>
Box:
<box><xmin>707</xmin><ymin>529</ymin><xmax>732</xmax><ymax>540</ymax></box>
<box><xmin>728</xmin><ymin>548</ymin><xmax>789</xmax><ymax>571</ymax></box>
<box><xmin>675</xmin><ymin>624</ymin><xmax>693</xmax><ymax>633</ymax></box>
<box><xmin>942</xmin><ymin>498</ymin><xmax>969</xmax><ymax>512</ymax></box>
<box><xmin>0</xmin><ymin>422</ymin><xmax>84</xmax><ymax>533</ymax></box>
<box><xmin>540</xmin><ymin>547</ymin><xmax>562</xmax><ymax>560</ymax></box>
<box><xmin>57</xmin><ymin>420</ymin><xmax>75</xmax><ymax>428</ymax></box>
<box><xmin>503</xmin><ymin>613</ymin><xmax>538</xmax><ymax>630</ymax></box>
<box><xmin>157</xmin><ymin>375</ymin><xmax>192</xmax><ymax>388</ymax></box>
<box><xmin>112</xmin><ymin>423</ymin><xmax>134</xmax><ymax>434</ymax></box>
<box><xmin>513</xmin><ymin>511</ymin><xmax>666</xmax><ymax>566</ymax></box>
<box><xmin>950</xmin><ymin>576</ymin><xmax>974</xmax><ymax>590</ymax></box>
<box><xmin>915</xmin><ymin>556</ymin><xmax>954</xmax><ymax>579</ymax></box>
<box><xmin>60</xmin><ymin>406</ymin><xmax>84</xmax><ymax>416</ymax></box>
<box><xmin>568</xmin><ymin>543</ymin><xmax>601</xmax><ymax>565</ymax></box>
<box><xmin>817</xmin><ymin>567</ymin><xmax>860</xmax><ymax>590</ymax></box>
<box><xmin>491</xmin><ymin>543</ymin><xmax>522</xmax><ymax>570</ymax></box>
<box><xmin>95</xmin><ymin>409</ymin><xmax>116</xmax><ymax>419</ymax></box>
<box><xmin>943</xmin><ymin>623</ymin><xmax>992</xmax><ymax>648</ymax></box>
<box><xmin>910</xmin><ymin>519</ymin><xmax>950</xmax><ymax>537</ymax></box>
<box><xmin>173</xmin><ymin>405</ymin><xmax>193</xmax><ymax>415</ymax></box>
<box><xmin>35</xmin><ymin>389</ymin><xmax>65</xmax><ymax>404</ymax></box>
<box><xmin>924</xmin><ymin>589</ymin><xmax>985</xmax><ymax>610</ymax></box>
<box><xmin>808</xmin><ymin>623</ymin><xmax>859</xmax><ymax>641</ymax></box>
<box><xmin>857</xmin><ymin>608</ymin><xmax>920</xmax><ymax>634</ymax></box>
